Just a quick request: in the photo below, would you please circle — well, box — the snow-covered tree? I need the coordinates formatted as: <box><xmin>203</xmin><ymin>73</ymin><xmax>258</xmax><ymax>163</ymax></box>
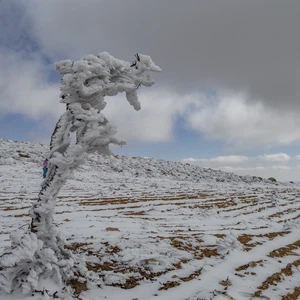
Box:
<box><xmin>0</xmin><ymin>52</ymin><xmax>160</xmax><ymax>296</ymax></box>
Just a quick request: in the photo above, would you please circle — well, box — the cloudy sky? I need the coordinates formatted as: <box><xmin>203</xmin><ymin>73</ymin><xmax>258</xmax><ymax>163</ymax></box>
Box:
<box><xmin>1</xmin><ymin>0</ymin><xmax>300</xmax><ymax>181</ymax></box>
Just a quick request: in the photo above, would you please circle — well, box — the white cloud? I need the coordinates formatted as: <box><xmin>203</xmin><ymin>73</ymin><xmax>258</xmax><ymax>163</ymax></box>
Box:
<box><xmin>2</xmin><ymin>47</ymin><xmax>300</xmax><ymax>151</ymax></box>
<box><xmin>4</xmin><ymin>1</ymin><xmax>300</xmax><ymax>149</ymax></box>
<box><xmin>104</xmin><ymin>90</ymin><xmax>199</xmax><ymax>142</ymax></box>
<box><xmin>186</xmin><ymin>92</ymin><xmax>300</xmax><ymax>148</ymax></box>
<box><xmin>208</xmin><ymin>155</ymin><xmax>249</xmax><ymax>164</ymax></box>
<box><xmin>271</xmin><ymin>165</ymin><xmax>290</xmax><ymax>170</ymax></box>
<box><xmin>184</xmin><ymin>155</ymin><xmax>248</xmax><ymax>166</ymax></box>
<box><xmin>20</xmin><ymin>0</ymin><xmax>300</xmax><ymax>116</ymax></box>
<box><xmin>0</xmin><ymin>50</ymin><xmax>62</xmax><ymax>120</ymax></box>
<box><xmin>0</xmin><ymin>47</ymin><xmax>200</xmax><ymax>143</ymax></box>
<box><xmin>260</xmin><ymin>153</ymin><xmax>290</xmax><ymax>163</ymax></box>
<box><xmin>182</xmin><ymin>153</ymin><xmax>300</xmax><ymax>182</ymax></box>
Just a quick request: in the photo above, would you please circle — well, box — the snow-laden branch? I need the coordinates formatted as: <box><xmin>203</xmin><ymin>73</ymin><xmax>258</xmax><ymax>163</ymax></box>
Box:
<box><xmin>0</xmin><ymin>52</ymin><xmax>160</xmax><ymax>296</ymax></box>
<box><xmin>56</xmin><ymin>52</ymin><xmax>161</xmax><ymax>111</ymax></box>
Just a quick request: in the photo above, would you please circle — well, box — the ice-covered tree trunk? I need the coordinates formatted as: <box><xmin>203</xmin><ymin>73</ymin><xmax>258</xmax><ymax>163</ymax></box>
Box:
<box><xmin>0</xmin><ymin>52</ymin><xmax>160</xmax><ymax>296</ymax></box>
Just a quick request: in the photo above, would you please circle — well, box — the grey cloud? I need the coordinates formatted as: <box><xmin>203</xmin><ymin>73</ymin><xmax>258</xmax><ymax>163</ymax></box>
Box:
<box><xmin>185</xmin><ymin>92</ymin><xmax>300</xmax><ymax>148</ymax></box>
<box><xmin>21</xmin><ymin>0</ymin><xmax>300</xmax><ymax>110</ymax></box>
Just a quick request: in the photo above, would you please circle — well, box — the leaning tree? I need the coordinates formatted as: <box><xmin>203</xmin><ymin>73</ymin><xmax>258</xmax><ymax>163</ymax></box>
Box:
<box><xmin>0</xmin><ymin>52</ymin><xmax>160</xmax><ymax>296</ymax></box>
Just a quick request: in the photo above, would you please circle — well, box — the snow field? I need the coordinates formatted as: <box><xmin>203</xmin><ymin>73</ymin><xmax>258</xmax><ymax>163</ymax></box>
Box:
<box><xmin>0</xmin><ymin>139</ymin><xmax>300</xmax><ymax>299</ymax></box>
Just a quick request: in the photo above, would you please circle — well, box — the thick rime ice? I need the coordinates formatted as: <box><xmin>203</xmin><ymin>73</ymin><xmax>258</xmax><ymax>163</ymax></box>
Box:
<box><xmin>216</xmin><ymin>232</ymin><xmax>243</xmax><ymax>255</ymax></box>
<box><xmin>0</xmin><ymin>52</ymin><xmax>160</xmax><ymax>296</ymax></box>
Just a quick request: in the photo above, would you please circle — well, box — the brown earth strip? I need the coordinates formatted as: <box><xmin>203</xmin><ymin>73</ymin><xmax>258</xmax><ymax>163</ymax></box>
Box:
<box><xmin>268</xmin><ymin>240</ymin><xmax>300</xmax><ymax>258</ymax></box>
<box><xmin>254</xmin><ymin>259</ymin><xmax>300</xmax><ymax>298</ymax></box>
<box><xmin>282</xmin><ymin>287</ymin><xmax>300</xmax><ymax>300</ymax></box>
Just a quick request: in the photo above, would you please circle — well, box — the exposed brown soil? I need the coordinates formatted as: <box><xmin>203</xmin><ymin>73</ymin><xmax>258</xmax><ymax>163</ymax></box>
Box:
<box><xmin>268</xmin><ymin>208</ymin><xmax>299</xmax><ymax>219</ymax></box>
<box><xmin>159</xmin><ymin>281</ymin><xmax>180</xmax><ymax>290</ymax></box>
<box><xmin>268</xmin><ymin>240</ymin><xmax>300</xmax><ymax>258</ymax></box>
<box><xmin>64</xmin><ymin>242</ymin><xmax>91</xmax><ymax>251</ymax></box>
<box><xmin>219</xmin><ymin>278</ymin><xmax>232</xmax><ymax>287</ymax></box>
<box><xmin>18</xmin><ymin>153</ymin><xmax>30</xmax><ymax>158</ymax></box>
<box><xmin>111</xmin><ymin>277</ymin><xmax>140</xmax><ymax>289</ymax></box>
<box><xmin>282</xmin><ymin>287</ymin><xmax>300</xmax><ymax>300</ymax></box>
<box><xmin>278</xmin><ymin>213</ymin><xmax>300</xmax><ymax>223</ymax></box>
<box><xmin>67</xmin><ymin>277</ymin><xmax>88</xmax><ymax>295</ymax></box>
<box><xmin>180</xmin><ymin>268</ymin><xmax>202</xmax><ymax>282</ymax></box>
<box><xmin>105</xmin><ymin>227</ymin><xmax>120</xmax><ymax>232</ymax></box>
<box><xmin>238</xmin><ymin>231</ymin><xmax>289</xmax><ymax>251</ymax></box>
<box><xmin>235</xmin><ymin>260</ymin><xmax>264</xmax><ymax>272</ymax></box>
<box><xmin>254</xmin><ymin>260</ymin><xmax>300</xmax><ymax>298</ymax></box>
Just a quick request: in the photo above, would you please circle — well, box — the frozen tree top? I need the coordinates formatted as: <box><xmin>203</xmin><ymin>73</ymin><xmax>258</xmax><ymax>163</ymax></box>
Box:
<box><xmin>55</xmin><ymin>52</ymin><xmax>161</xmax><ymax>111</ymax></box>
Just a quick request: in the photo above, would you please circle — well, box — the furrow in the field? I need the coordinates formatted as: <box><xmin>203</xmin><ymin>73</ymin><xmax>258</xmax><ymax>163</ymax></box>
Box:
<box><xmin>271</xmin><ymin>212</ymin><xmax>300</xmax><ymax>224</ymax></box>
<box><xmin>73</xmin><ymin>234</ymin><xmax>218</xmax><ymax>293</ymax></box>
<box><xmin>57</xmin><ymin>195</ymin><xmax>90</xmax><ymax>200</ymax></box>
<box><xmin>215</xmin><ymin>226</ymin><xmax>270</xmax><ymax>233</ymax></box>
<box><xmin>262</xmin><ymin>260</ymin><xmax>300</xmax><ymax>300</ymax></box>
<box><xmin>253</xmin><ymin>259</ymin><xmax>300</xmax><ymax>299</ymax></box>
<box><xmin>58</xmin><ymin>192</ymin><xmax>96</xmax><ymax>198</ymax></box>
<box><xmin>281</xmin><ymin>287</ymin><xmax>300</xmax><ymax>300</ymax></box>
<box><xmin>234</xmin><ymin>205</ymin><xmax>290</xmax><ymax>220</ymax></box>
<box><xmin>242</xmin><ymin>203</ymin><xmax>275</xmax><ymax>215</ymax></box>
<box><xmin>235</xmin><ymin>259</ymin><xmax>265</xmax><ymax>273</ymax></box>
<box><xmin>56</xmin><ymin>202</ymin><xmax>189</xmax><ymax>215</ymax></box>
<box><xmin>76</xmin><ymin>197</ymin><xmax>214</xmax><ymax>211</ymax></box>
<box><xmin>231</xmin><ymin>239</ymin><xmax>300</xmax><ymax>298</ymax></box>
<box><xmin>0</xmin><ymin>196</ymin><xmax>33</xmax><ymax>202</ymax></box>
<box><xmin>223</xmin><ymin>256</ymin><xmax>299</xmax><ymax>300</ymax></box>
<box><xmin>217</xmin><ymin>199</ymin><xmax>274</xmax><ymax>216</ymax></box>
<box><xmin>2</xmin><ymin>208</ymin><xmax>31</xmax><ymax>218</ymax></box>
<box><xmin>221</xmin><ymin>202</ymin><xmax>261</xmax><ymax>213</ymax></box>
<box><xmin>268</xmin><ymin>206</ymin><xmax>300</xmax><ymax>220</ymax></box>
<box><xmin>0</xmin><ymin>191</ymin><xmax>20</xmax><ymax>194</ymax></box>
<box><xmin>6</xmin><ymin>213</ymin><xmax>30</xmax><ymax>218</ymax></box>
<box><xmin>155</xmin><ymin>231</ymin><xmax>300</xmax><ymax>300</ymax></box>
<box><xmin>233</xmin><ymin>206</ymin><xmax>300</xmax><ymax>224</ymax></box>
<box><xmin>240</xmin><ymin>195</ymin><xmax>273</xmax><ymax>202</ymax></box>
<box><xmin>237</xmin><ymin>231</ymin><xmax>291</xmax><ymax>251</ymax></box>
<box><xmin>268</xmin><ymin>240</ymin><xmax>300</xmax><ymax>258</ymax></box>
<box><xmin>0</xmin><ymin>204</ymin><xmax>28</xmax><ymax>210</ymax></box>
<box><xmin>77</xmin><ymin>193</ymin><xmax>215</xmax><ymax>204</ymax></box>
<box><xmin>278</xmin><ymin>213</ymin><xmax>300</xmax><ymax>223</ymax></box>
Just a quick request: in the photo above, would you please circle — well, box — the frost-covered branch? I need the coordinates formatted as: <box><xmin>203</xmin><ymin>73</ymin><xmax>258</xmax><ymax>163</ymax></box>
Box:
<box><xmin>0</xmin><ymin>52</ymin><xmax>160</xmax><ymax>296</ymax></box>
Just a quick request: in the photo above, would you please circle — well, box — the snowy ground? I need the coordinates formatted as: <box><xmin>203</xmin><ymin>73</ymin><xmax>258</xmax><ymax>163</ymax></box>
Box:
<box><xmin>0</xmin><ymin>139</ymin><xmax>300</xmax><ymax>300</ymax></box>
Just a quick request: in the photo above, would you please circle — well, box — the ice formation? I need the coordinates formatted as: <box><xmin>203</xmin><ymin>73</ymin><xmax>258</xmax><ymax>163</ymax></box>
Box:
<box><xmin>0</xmin><ymin>52</ymin><xmax>160</xmax><ymax>295</ymax></box>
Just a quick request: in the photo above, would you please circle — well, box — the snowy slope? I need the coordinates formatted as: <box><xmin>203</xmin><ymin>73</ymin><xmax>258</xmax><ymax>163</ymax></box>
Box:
<box><xmin>0</xmin><ymin>139</ymin><xmax>300</xmax><ymax>300</ymax></box>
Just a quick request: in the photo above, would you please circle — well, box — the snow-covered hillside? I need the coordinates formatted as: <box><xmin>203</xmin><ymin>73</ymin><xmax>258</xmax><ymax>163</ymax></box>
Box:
<box><xmin>0</xmin><ymin>139</ymin><xmax>284</xmax><ymax>186</ymax></box>
<box><xmin>0</xmin><ymin>139</ymin><xmax>300</xmax><ymax>300</ymax></box>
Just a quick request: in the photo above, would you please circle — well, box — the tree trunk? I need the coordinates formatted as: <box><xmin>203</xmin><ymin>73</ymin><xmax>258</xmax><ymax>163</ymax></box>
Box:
<box><xmin>30</xmin><ymin>109</ymin><xmax>73</xmax><ymax>244</ymax></box>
